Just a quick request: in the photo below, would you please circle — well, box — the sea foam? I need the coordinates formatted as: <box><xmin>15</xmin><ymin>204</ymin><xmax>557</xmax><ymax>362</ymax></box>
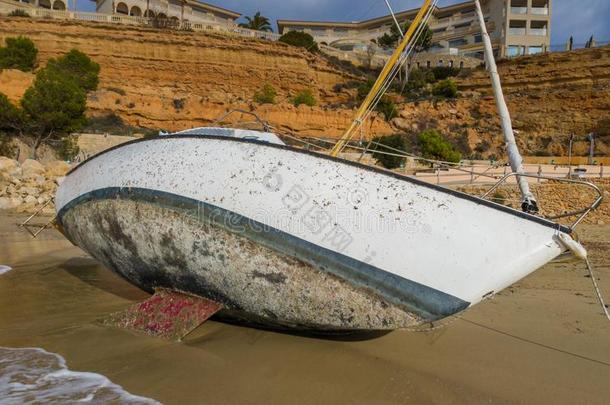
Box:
<box><xmin>0</xmin><ymin>347</ymin><xmax>161</xmax><ymax>404</ymax></box>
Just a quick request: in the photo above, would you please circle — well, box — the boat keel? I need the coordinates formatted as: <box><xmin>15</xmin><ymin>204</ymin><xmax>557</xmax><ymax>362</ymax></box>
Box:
<box><xmin>101</xmin><ymin>288</ymin><xmax>222</xmax><ymax>340</ymax></box>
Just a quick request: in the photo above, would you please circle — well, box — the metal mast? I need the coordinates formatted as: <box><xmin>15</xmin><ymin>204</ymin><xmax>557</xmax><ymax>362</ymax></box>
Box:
<box><xmin>330</xmin><ymin>0</ymin><xmax>434</xmax><ymax>157</ymax></box>
<box><xmin>473</xmin><ymin>0</ymin><xmax>538</xmax><ymax>213</ymax></box>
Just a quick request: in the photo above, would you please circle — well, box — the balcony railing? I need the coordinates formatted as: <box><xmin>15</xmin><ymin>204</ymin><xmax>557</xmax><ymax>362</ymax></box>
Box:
<box><xmin>510</xmin><ymin>7</ymin><xmax>528</xmax><ymax>14</ymax></box>
<box><xmin>531</xmin><ymin>7</ymin><xmax>549</xmax><ymax>15</ymax></box>
<box><xmin>529</xmin><ymin>28</ymin><xmax>548</xmax><ymax>36</ymax></box>
<box><xmin>508</xmin><ymin>27</ymin><xmax>526</xmax><ymax>36</ymax></box>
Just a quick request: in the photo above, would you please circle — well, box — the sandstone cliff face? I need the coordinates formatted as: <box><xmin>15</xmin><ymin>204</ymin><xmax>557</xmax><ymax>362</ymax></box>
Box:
<box><xmin>1</xmin><ymin>17</ymin><xmax>609</xmax><ymax>155</ymax></box>
<box><xmin>0</xmin><ymin>17</ymin><xmax>392</xmax><ymax>138</ymax></box>
<box><xmin>399</xmin><ymin>46</ymin><xmax>610</xmax><ymax>157</ymax></box>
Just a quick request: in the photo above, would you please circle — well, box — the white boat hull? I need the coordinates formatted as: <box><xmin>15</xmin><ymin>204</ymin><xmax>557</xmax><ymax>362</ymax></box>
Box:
<box><xmin>55</xmin><ymin>136</ymin><xmax>569</xmax><ymax>331</ymax></box>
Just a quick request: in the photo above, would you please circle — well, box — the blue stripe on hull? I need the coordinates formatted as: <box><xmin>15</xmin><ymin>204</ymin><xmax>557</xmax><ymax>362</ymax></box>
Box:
<box><xmin>57</xmin><ymin>187</ymin><xmax>470</xmax><ymax>321</ymax></box>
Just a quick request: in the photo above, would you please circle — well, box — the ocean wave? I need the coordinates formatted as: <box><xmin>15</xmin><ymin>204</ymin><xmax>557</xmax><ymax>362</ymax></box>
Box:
<box><xmin>0</xmin><ymin>347</ymin><xmax>161</xmax><ymax>404</ymax></box>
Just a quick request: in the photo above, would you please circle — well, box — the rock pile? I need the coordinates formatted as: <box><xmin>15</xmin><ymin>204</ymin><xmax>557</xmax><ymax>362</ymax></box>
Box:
<box><xmin>0</xmin><ymin>157</ymin><xmax>71</xmax><ymax>214</ymax></box>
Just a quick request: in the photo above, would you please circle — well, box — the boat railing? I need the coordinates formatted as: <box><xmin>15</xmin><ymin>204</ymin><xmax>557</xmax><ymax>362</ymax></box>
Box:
<box><xmin>211</xmin><ymin>109</ymin><xmax>272</xmax><ymax>132</ymax></box>
<box><xmin>481</xmin><ymin>172</ymin><xmax>604</xmax><ymax>230</ymax></box>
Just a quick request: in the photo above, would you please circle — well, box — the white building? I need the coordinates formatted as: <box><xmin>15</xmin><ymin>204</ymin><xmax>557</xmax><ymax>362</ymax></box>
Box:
<box><xmin>93</xmin><ymin>0</ymin><xmax>240</xmax><ymax>24</ymax></box>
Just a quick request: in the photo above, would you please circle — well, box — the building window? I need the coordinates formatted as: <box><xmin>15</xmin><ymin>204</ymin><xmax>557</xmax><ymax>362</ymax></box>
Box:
<box><xmin>528</xmin><ymin>46</ymin><xmax>544</xmax><ymax>55</ymax></box>
<box><xmin>531</xmin><ymin>0</ymin><xmax>549</xmax><ymax>15</ymax></box>
<box><xmin>438</xmin><ymin>60</ymin><xmax>443</xmax><ymax>67</ymax></box>
<box><xmin>449</xmin><ymin>60</ymin><xmax>454</xmax><ymax>67</ymax></box>
<box><xmin>460</xmin><ymin>61</ymin><xmax>464</xmax><ymax>68</ymax></box>
<box><xmin>454</xmin><ymin>22</ymin><xmax>471</xmax><ymax>30</ymax></box>
<box><xmin>530</xmin><ymin>20</ymin><xmax>548</xmax><ymax>36</ymax></box>
<box><xmin>474</xmin><ymin>34</ymin><xmax>483</xmax><ymax>43</ymax></box>
<box><xmin>449</xmin><ymin>38</ymin><xmax>468</xmax><ymax>47</ymax></box>
<box><xmin>426</xmin><ymin>61</ymin><xmax>431</xmax><ymax>68</ymax></box>
<box><xmin>508</xmin><ymin>20</ymin><xmax>527</xmax><ymax>36</ymax></box>
<box><xmin>507</xmin><ymin>45</ymin><xmax>525</xmax><ymax>57</ymax></box>
<box><xmin>510</xmin><ymin>0</ymin><xmax>528</xmax><ymax>14</ymax></box>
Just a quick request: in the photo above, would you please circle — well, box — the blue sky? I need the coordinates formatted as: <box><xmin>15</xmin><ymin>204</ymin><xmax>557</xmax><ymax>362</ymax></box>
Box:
<box><xmin>78</xmin><ymin>0</ymin><xmax>610</xmax><ymax>45</ymax></box>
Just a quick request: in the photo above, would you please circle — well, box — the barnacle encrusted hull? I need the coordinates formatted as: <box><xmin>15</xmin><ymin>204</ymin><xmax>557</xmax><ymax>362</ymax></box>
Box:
<box><xmin>56</xmin><ymin>135</ymin><xmax>570</xmax><ymax>331</ymax></box>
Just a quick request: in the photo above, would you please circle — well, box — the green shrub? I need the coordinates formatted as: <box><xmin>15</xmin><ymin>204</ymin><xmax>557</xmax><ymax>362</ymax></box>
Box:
<box><xmin>403</xmin><ymin>68</ymin><xmax>430</xmax><ymax>98</ymax></box>
<box><xmin>0</xmin><ymin>92</ymin><xmax>23</xmax><ymax>131</ymax></box>
<box><xmin>357</xmin><ymin>79</ymin><xmax>374</xmax><ymax>100</ymax></box>
<box><xmin>431</xmin><ymin>66</ymin><xmax>460</xmax><ymax>80</ymax></box>
<box><xmin>21</xmin><ymin>68</ymin><xmax>87</xmax><ymax>158</ymax></box>
<box><xmin>58</xmin><ymin>135</ymin><xmax>80</xmax><ymax>161</ymax></box>
<box><xmin>292</xmin><ymin>89</ymin><xmax>316</xmax><ymax>107</ymax></box>
<box><xmin>376</xmin><ymin>96</ymin><xmax>398</xmax><ymax>121</ymax></box>
<box><xmin>253</xmin><ymin>84</ymin><xmax>277</xmax><ymax>104</ymax></box>
<box><xmin>8</xmin><ymin>9</ymin><xmax>30</xmax><ymax>17</ymax></box>
<box><xmin>279</xmin><ymin>31</ymin><xmax>319</xmax><ymax>52</ymax></box>
<box><xmin>432</xmin><ymin>79</ymin><xmax>458</xmax><ymax>98</ymax></box>
<box><xmin>417</xmin><ymin>129</ymin><xmax>461</xmax><ymax>163</ymax></box>
<box><xmin>0</xmin><ymin>134</ymin><xmax>17</xmax><ymax>158</ymax></box>
<box><xmin>0</xmin><ymin>36</ymin><xmax>37</xmax><ymax>71</ymax></box>
<box><xmin>45</xmin><ymin>49</ymin><xmax>100</xmax><ymax>91</ymax></box>
<box><xmin>371</xmin><ymin>134</ymin><xmax>406</xmax><ymax>169</ymax></box>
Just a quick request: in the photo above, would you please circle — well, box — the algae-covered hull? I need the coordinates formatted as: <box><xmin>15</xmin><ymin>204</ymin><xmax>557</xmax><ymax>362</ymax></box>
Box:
<box><xmin>56</xmin><ymin>135</ymin><xmax>570</xmax><ymax>331</ymax></box>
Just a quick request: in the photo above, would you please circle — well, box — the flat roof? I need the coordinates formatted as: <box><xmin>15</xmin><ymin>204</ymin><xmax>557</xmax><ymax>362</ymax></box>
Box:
<box><xmin>186</xmin><ymin>1</ymin><xmax>241</xmax><ymax>19</ymax></box>
<box><xmin>277</xmin><ymin>0</ymin><xmax>482</xmax><ymax>33</ymax></box>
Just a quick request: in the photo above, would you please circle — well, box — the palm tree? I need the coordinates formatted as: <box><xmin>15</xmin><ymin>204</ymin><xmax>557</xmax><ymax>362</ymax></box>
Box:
<box><xmin>238</xmin><ymin>11</ymin><xmax>272</xmax><ymax>32</ymax></box>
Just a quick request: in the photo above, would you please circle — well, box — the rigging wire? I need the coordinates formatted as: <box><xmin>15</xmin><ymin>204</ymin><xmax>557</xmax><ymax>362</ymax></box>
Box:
<box><xmin>332</xmin><ymin>0</ymin><xmax>438</xmax><ymax>156</ymax></box>
<box><xmin>585</xmin><ymin>258</ymin><xmax>610</xmax><ymax>323</ymax></box>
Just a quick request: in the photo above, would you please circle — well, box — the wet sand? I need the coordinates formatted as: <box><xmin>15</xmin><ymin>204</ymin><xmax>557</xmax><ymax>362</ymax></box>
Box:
<box><xmin>1</xmin><ymin>212</ymin><xmax>610</xmax><ymax>404</ymax></box>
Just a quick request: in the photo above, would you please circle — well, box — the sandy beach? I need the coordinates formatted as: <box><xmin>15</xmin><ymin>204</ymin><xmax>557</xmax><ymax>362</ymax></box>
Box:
<box><xmin>1</xmin><ymin>212</ymin><xmax>609</xmax><ymax>404</ymax></box>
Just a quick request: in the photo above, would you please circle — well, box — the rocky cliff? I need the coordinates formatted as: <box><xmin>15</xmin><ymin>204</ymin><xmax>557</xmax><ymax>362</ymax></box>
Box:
<box><xmin>394</xmin><ymin>46</ymin><xmax>610</xmax><ymax>158</ymax></box>
<box><xmin>0</xmin><ymin>17</ymin><xmax>391</xmax><ymax>138</ymax></box>
<box><xmin>1</xmin><ymin>17</ymin><xmax>609</xmax><ymax>156</ymax></box>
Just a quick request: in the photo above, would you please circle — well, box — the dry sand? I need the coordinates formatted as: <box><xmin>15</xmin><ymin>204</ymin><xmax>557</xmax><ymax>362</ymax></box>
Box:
<box><xmin>1</xmin><ymin>213</ymin><xmax>609</xmax><ymax>404</ymax></box>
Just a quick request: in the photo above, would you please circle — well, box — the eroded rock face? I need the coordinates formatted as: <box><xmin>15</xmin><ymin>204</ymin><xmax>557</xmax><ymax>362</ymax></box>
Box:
<box><xmin>0</xmin><ymin>18</ymin><xmax>393</xmax><ymax>138</ymax></box>
<box><xmin>0</xmin><ymin>18</ymin><xmax>608</xmax><ymax>153</ymax></box>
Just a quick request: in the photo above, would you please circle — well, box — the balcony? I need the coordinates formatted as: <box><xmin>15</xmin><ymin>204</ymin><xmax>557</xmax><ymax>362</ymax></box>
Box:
<box><xmin>510</xmin><ymin>7</ymin><xmax>528</xmax><ymax>14</ymax></box>
<box><xmin>509</xmin><ymin>28</ymin><xmax>526</xmax><ymax>36</ymax></box>
<box><xmin>531</xmin><ymin>7</ymin><xmax>549</xmax><ymax>15</ymax></box>
<box><xmin>529</xmin><ymin>28</ymin><xmax>547</xmax><ymax>36</ymax></box>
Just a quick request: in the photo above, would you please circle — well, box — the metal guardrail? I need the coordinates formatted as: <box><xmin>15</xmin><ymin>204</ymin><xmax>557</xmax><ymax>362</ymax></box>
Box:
<box><xmin>481</xmin><ymin>172</ymin><xmax>604</xmax><ymax>230</ymax></box>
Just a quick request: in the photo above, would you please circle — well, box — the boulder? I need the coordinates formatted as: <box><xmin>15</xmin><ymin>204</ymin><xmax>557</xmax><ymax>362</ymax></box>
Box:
<box><xmin>21</xmin><ymin>159</ymin><xmax>46</xmax><ymax>179</ymax></box>
<box><xmin>18</xmin><ymin>186</ymin><xmax>39</xmax><ymax>197</ymax></box>
<box><xmin>23</xmin><ymin>195</ymin><xmax>37</xmax><ymax>204</ymax></box>
<box><xmin>0</xmin><ymin>196</ymin><xmax>22</xmax><ymax>210</ymax></box>
<box><xmin>45</xmin><ymin>160</ymin><xmax>71</xmax><ymax>178</ymax></box>
<box><xmin>0</xmin><ymin>157</ymin><xmax>21</xmax><ymax>179</ymax></box>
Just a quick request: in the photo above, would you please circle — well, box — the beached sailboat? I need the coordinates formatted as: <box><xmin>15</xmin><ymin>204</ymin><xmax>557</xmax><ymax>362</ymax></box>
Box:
<box><xmin>54</xmin><ymin>0</ymin><xmax>602</xmax><ymax>333</ymax></box>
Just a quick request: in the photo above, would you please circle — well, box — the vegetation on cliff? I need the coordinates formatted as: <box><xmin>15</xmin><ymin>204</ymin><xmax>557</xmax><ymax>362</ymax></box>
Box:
<box><xmin>0</xmin><ymin>36</ymin><xmax>37</xmax><ymax>71</ymax></box>
<box><xmin>0</xmin><ymin>38</ymin><xmax>99</xmax><ymax>159</ymax></box>
<box><xmin>279</xmin><ymin>31</ymin><xmax>319</xmax><ymax>53</ymax></box>
<box><xmin>371</xmin><ymin>134</ymin><xmax>407</xmax><ymax>169</ymax></box>
<box><xmin>253</xmin><ymin>84</ymin><xmax>277</xmax><ymax>104</ymax></box>
<box><xmin>417</xmin><ymin>129</ymin><xmax>461</xmax><ymax>163</ymax></box>
<box><xmin>292</xmin><ymin>89</ymin><xmax>317</xmax><ymax>107</ymax></box>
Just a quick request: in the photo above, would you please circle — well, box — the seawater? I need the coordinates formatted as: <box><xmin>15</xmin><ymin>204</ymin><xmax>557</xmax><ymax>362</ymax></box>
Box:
<box><xmin>0</xmin><ymin>347</ymin><xmax>160</xmax><ymax>404</ymax></box>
